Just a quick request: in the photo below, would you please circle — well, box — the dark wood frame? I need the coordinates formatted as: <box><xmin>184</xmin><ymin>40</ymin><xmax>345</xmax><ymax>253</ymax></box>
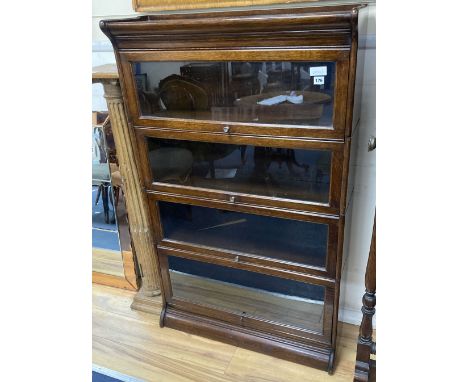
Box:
<box><xmin>135</xmin><ymin>128</ymin><xmax>345</xmax><ymax>215</ymax></box>
<box><xmin>147</xmin><ymin>191</ymin><xmax>340</xmax><ymax>281</ymax></box>
<box><xmin>159</xmin><ymin>250</ymin><xmax>335</xmax><ymax>342</ymax></box>
<box><xmin>101</xmin><ymin>4</ymin><xmax>364</xmax><ymax>374</ymax></box>
<box><xmin>118</xmin><ymin>49</ymin><xmax>349</xmax><ymax>140</ymax></box>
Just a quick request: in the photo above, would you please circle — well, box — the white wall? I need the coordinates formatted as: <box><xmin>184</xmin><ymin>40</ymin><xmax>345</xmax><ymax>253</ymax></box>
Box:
<box><xmin>340</xmin><ymin>4</ymin><xmax>376</xmax><ymax>325</ymax></box>
<box><xmin>92</xmin><ymin>0</ymin><xmax>376</xmax><ymax>326</ymax></box>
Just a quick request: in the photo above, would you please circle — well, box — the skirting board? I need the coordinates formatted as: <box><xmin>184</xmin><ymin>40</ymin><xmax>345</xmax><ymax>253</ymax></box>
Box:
<box><xmin>339</xmin><ymin>306</ymin><xmax>376</xmax><ymax>329</ymax></box>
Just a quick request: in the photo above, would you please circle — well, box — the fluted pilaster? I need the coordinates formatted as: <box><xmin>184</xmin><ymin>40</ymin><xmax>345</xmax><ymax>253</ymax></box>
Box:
<box><xmin>102</xmin><ymin>80</ymin><xmax>161</xmax><ymax>298</ymax></box>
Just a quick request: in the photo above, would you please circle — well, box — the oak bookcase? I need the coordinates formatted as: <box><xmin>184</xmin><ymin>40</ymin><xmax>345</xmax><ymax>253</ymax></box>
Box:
<box><xmin>101</xmin><ymin>4</ymin><xmax>365</xmax><ymax>373</ymax></box>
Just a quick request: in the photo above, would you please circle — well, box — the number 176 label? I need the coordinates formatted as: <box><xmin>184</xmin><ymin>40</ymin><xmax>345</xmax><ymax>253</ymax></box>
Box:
<box><xmin>313</xmin><ymin>76</ymin><xmax>325</xmax><ymax>85</ymax></box>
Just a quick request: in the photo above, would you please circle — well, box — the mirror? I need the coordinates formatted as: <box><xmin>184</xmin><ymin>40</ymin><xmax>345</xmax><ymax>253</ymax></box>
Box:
<box><xmin>92</xmin><ymin>112</ymin><xmax>132</xmax><ymax>279</ymax></box>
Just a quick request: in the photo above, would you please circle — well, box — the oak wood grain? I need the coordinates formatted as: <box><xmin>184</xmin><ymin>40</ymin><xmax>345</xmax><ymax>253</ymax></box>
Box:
<box><xmin>92</xmin><ymin>248</ymin><xmax>125</xmax><ymax>277</ymax></box>
<box><xmin>92</xmin><ymin>64</ymin><xmax>119</xmax><ymax>81</ymax></box>
<box><xmin>133</xmin><ymin>0</ymin><xmax>318</xmax><ymax>13</ymax></box>
<box><xmin>99</xmin><ymin>5</ymin><xmax>365</xmax><ymax>372</ymax></box>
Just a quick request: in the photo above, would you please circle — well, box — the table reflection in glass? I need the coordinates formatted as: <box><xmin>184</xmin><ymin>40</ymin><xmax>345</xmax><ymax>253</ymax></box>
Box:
<box><xmin>148</xmin><ymin>137</ymin><xmax>331</xmax><ymax>204</ymax></box>
<box><xmin>133</xmin><ymin>61</ymin><xmax>335</xmax><ymax>127</ymax></box>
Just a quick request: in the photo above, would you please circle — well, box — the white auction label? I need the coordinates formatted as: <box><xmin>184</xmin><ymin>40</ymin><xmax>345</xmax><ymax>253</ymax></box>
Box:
<box><xmin>309</xmin><ymin>66</ymin><xmax>327</xmax><ymax>76</ymax></box>
<box><xmin>313</xmin><ymin>76</ymin><xmax>325</xmax><ymax>85</ymax></box>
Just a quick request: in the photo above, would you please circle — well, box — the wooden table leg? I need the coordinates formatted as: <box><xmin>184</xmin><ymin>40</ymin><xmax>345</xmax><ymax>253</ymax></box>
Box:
<box><xmin>354</xmin><ymin>214</ymin><xmax>376</xmax><ymax>382</ymax></box>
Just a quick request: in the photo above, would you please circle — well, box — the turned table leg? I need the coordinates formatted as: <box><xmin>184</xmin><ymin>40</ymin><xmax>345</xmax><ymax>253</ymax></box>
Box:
<box><xmin>354</xmin><ymin>214</ymin><xmax>376</xmax><ymax>382</ymax></box>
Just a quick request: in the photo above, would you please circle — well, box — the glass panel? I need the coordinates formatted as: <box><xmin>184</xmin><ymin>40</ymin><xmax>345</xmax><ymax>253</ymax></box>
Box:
<box><xmin>92</xmin><ymin>182</ymin><xmax>125</xmax><ymax>276</ymax></box>
<box><xmin>92</xmin><ymin>123</ymin><xmax>111</xmax><ymax>182</ymax></box>
<box><xmin>168</xmin><ymin>256</ymin><xmax>325</xmax><ymax>332</ymax></box>
<box><xmin>133</xmin><ymin>61</ymin><xmax>335</xmax><ymax>127</ymax></box>
<box><xmin>147</xmin><ymin>137</ymin><xmax>331</xmax><ymax>204</ymax></box>
<box><xmin>159</xmin><ymin>202</ymin><xmax>328</xmax><ymax>268</ymax></box>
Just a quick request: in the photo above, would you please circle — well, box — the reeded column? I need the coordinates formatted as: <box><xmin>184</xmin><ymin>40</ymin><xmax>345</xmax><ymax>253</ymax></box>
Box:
<box><xmin>100</xmin><ymin>80</ymin><xmax>161</xmax><ymax>300</ymax></box>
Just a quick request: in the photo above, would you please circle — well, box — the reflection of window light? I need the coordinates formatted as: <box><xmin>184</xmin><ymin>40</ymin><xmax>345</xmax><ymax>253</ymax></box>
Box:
<box><xmin>257</xmin><ymin>70</ymin><xmax>268</xmax><ymax>93</ymax></box>
<box><xmin>300</xmin><ymin>68</ymin><xmax>310</xmax><ymax>81</ymax></box>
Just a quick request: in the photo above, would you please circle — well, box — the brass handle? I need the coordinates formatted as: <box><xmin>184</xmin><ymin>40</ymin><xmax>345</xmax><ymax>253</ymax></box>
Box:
<box><xmin>223</xmin><ymin>125</ymin><xmax>231</xmax><ymax>133</ymax></box>
<box><xmin>368</xmin><ymin>135</ymin><xmax>376</xmax><ymax>152</ymax></box>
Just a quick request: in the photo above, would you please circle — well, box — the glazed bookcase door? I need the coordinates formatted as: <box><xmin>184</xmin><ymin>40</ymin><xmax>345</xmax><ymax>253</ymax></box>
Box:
<box><xmin>118</xmin><ymin>50</ymin><xmax>350</xmax><ymax>140</ymax></box>
<box><xmin>158</xmin><ymin>251</ymin><xmax>335</xmax><ymax>345</ymax></box>
<box><xmin>135</xmin><ymin>128</ymin><xmax>345</xmax><ymax>215</ymax></box>
<box><xmin>147</xmin><ymin>193</ymin><xmax>340</xmax><ymax>281</ymax></box>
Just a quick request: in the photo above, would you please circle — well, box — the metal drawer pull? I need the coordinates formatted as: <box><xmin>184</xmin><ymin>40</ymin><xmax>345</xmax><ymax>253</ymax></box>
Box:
<box><xmin>229</xmin><ymin>196</ymin><xmax>236</xmax><ymax>203</ymax></box>
<box><xmin>223</xmin><ymin>125</ymin><xmax>231</xmax><ymax>133</ymax></box>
